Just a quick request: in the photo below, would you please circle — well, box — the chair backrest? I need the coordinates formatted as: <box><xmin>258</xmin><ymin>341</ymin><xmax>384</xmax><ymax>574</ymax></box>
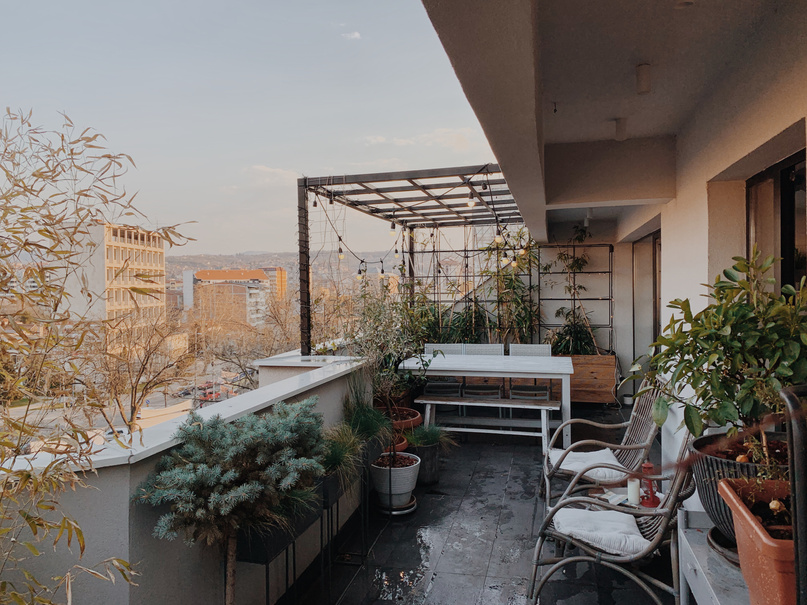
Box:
<box><xmin>424</xmin><ymin>343</ymin><xmax>463</xmax><ymax>356</ymax></box>
<box><xmin>464</xmin><ymin>343</ymin><xmax>504</xmax><ymax>355</ymax></box>
<box><xmin>613</xmin><ymin>379</ymin><xmax>662</xmax><ymax>471</ymax></box>
<box><xmin>509</xmin><ymin>343</ymin><xmax>551</xmax><ymax>356</ymax></box>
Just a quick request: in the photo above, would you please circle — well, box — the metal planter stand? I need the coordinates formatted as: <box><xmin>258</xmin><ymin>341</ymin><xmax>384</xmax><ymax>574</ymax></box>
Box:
<box><xmin>779</xmin><ymin>385</ymin><xmax>807</xmax><ymax>605</ymax></box>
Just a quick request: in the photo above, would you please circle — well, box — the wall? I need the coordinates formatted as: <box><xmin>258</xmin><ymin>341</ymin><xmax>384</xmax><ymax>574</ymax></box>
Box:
<box><xmin>653</xmin><ymin>0</ymin><xmax>807</xmax><ymax>471</ymax></box>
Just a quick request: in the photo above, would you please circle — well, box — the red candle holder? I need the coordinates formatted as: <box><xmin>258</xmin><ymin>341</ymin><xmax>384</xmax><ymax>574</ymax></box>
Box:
<box><xmin>640</xmin><ymin>461</ymin><xmax>660</xmax><ymax>508</ymax></box>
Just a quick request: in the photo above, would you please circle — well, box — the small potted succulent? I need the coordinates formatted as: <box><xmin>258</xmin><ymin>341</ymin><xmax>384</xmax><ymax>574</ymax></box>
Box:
<box><xmin>404</xmin><ymin>424</ymin><xmax>457</xmax><ymax>485</ymax></box>
<box><xmin>639</xmin><ymin>249</ymin><xmax>805</xmax><ymax>544</ymax></box>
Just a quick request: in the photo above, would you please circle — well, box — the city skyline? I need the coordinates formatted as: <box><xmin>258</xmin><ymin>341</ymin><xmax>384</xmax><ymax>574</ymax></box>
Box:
<box><xmin>5</xmin><ymin>1</ymin><xmax>493</xmax><ymax>256</ymax></box>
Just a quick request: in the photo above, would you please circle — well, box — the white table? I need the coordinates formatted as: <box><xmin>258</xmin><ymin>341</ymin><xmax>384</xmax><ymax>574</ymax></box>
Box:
<box><xmin>398</xmin><ymin>354</ymin><xmax>574</xmax><ymax>448</ymax></box>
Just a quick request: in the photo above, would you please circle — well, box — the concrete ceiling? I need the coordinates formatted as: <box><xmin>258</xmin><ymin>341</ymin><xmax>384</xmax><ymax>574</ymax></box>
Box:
<box><xmin>422</xmin><ymin>0</ymin><xmax>779</xmax><ymax>239</ymax></box>
<box><xmin>540</xmin><ymin>0</ymin><xmax>774</xmax><ymax>143</ymax></box>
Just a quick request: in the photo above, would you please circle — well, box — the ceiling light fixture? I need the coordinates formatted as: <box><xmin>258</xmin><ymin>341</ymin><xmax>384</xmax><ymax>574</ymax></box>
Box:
<box><xmin>636</xmin><ymin>63</ymin><xmax>652</xmax><ymax>95</ymax></box>
<box><xmin>583</xmin><ymin>208</ymin><xmax>593</xmax><ymax>228</ymax></box>
<box><xmin>614</xmin><ymin>118</ymin><xmax>628</xmax><ymax>142</ymax></box>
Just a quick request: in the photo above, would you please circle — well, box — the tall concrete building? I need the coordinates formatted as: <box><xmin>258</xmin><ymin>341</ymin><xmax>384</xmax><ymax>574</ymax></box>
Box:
<box><xmin>64</xmin><ymin>222</ymin><xmax>166</xmax><ymax>321</ymax></box>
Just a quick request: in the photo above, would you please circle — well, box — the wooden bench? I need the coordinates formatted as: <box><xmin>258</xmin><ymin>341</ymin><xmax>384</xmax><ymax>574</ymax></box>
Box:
<box><xmin>414</xmin><ymin>395</ymin><xmax>561</xmax><ymax>454</ymax></box>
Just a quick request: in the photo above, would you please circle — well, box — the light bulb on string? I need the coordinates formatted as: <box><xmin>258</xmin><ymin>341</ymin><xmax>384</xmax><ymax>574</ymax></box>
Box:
<box><xmin>312</xmin><ymin>195</ymin><xmax>317</xmax><ymax>208</ymax></box>
<box><xmin>501</xmin><ymin>254</ymin><xmax>510</xmax><ymax>267</ymax></box>
<box><xmin>338</xmin><ymin>246</ymin><xmax>344</xmax><ymax>260</ymax></box>
<box><xmin>394</xmin><ymin>247</ymin><xmax>400</xmax><ymax>259</ymax></box>
<box><xmin>389</xmin><ymin>221</ymin><xmax>396</xmax><ymax>236</ymax></box>
<box><xmin>329</xmin><ymin>192</ymin><xmax>334</xmax><ymax>205</ymax></box>
<box><xmin>511</xmin><ymin>259</ymin><xmax>518</xmax><ymax>268</ymax></box>
<box><xmin>518</xmin><ymin>248</ymin><xmax>526</xmax><ymax>256</ymax></box>
<box><xmin>494</xmin><ymin>228</ymin><xmax>503</xmax><ymax>244</ymax></box>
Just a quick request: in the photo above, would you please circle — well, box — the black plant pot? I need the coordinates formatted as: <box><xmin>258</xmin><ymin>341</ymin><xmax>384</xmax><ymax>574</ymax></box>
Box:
<box><xmin>690</xmin><ymin>432</ymin><xmax>788</xmax><ymax>543</ymax></box>
<box><xmin>321</xmin><ymin>472</ymin><xmax>344</xmax><ymax>509</ymax></box>
<box><xmin>409</xmin><ymin>444</ymin><xmax>439</xmax><ymax>485</ymax></box>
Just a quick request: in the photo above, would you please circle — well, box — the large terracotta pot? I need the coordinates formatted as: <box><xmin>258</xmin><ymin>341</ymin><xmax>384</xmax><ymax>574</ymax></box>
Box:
<box><xmin>383</xmin><ymin>433</ymin><xmax>409</xmax><ymax>453</ymax></box>
<box><xmin>718</xmin><ymin>479</ymin><xmax>795</xmax><ymax>605</ymax></box>
<box><xmin>388</xmin><ymin>407</ymin><xmax>423</xmax><ymax>432</ymax></box>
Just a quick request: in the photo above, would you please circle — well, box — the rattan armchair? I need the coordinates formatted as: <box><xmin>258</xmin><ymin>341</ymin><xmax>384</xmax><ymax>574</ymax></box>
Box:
<box><xmin>530</xmin><ymin>435</ymin><xmax>695</xmax><ymax>605</ymax></box>
<box><xmin>541</xmin><ymin>379</ymin><xmax>662</xmax><ymax>503</ymax></box>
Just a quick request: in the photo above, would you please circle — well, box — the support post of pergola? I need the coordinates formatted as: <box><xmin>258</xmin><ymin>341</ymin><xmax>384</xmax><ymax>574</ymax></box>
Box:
<box><xmin>407</xmin><ymin>227</ymin><xmax>415</xmax><ymax>304</ymax></box>
<box><xmin>297</xmin><ymin>177</ymin><xmax>312</xmax><ymax>355</ymax></box>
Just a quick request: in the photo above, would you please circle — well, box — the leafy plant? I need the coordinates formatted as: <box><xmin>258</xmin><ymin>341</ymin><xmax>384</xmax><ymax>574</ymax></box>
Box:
<box><xmin>134</xmin><ymin>400</ymin><xmax>325</xmax><ymax>605</ymax></box>
<box><xmin>404</xmin><ymin>424</ymin><xmax>457</xmax><ymax>452</ymax></box>
<box><xmin>547</xmin><ymin>308</ymin><xmax>598</xmax><ymax>355</ymax></box>
<box><xmin>642</xmin><ymin>249</ymin><xmax>807</xmax><ymax>467</ymax></box>
<box><xmin>322</xmin><ymin>423</ymin><xmax>362</xmax><ymax>492</ymax></box>
<box><xmin>0</xmin><ymin>111</ymin><xmax>184</xmax><ymax>603</ymax></box>
<box><xmin>344</xmin><ymin>398</ymin><xmax>392</xmax><ymax>445</ymax></box>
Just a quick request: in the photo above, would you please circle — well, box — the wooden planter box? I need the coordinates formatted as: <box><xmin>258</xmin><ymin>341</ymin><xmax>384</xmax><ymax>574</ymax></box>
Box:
<box><xmin>551</xmin><ymin>354</ymin><xmax>617</xmax><ymax>404</ymax></box>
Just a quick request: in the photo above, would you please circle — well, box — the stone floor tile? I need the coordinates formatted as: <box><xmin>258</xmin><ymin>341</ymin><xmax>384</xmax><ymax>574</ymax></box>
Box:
<box><xmin>496</xmin><ymin>497</ymin><xmax>539</xmax><ymax>540</ymax></box>
<box><xmin>477</xmin><ymin>576</ymin><xmax>531</xmax><ymax>605</ymax></box>
<box><xmin>434</xmin><ymin>524</ymin><xmax>496</xmax><ymax>575</ymax></box>
<box><xmin>487</xmin><ymin>538</ymin><xmax>536</xmax><ymax>579</ymax></box>
<box><xmin>422</xmin><ymin>571</ymin><xmax>485</xmax><ymax>605</ymax></box>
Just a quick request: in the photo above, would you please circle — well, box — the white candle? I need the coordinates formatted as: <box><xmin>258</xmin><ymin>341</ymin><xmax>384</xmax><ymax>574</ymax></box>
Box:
<box><xmin>627</xmin><ymin>478</ymin><xmax>641</xmax><ymax>505</ymax></box>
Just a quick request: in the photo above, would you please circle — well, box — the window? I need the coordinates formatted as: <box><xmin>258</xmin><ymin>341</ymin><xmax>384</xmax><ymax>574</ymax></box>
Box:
<box><xmin>747</xmin><ymin>150</ymin><xmax>806</xmax><ymax>288</ymax></box>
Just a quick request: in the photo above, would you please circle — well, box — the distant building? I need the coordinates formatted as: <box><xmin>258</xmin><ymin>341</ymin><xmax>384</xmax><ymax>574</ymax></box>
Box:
<box><xmin>258</xmin><ymin>267</ymin><xmax>288</xmax><ymax>298</ymax></box>
<box><xmin>193</xmin><ymin>268</ymin><xmax>283</xmax><ymax>326</ymax></box>
<box><xmin>63</xmin><ymin>222</ymin><xmax>166</xmax><ymax>322</ymax></box>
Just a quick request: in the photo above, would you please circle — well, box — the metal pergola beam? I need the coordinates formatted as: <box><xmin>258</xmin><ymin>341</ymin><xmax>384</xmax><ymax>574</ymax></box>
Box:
<box><xmin>296</xmin><ymin>163</ymin><xmax>524</xmax><ymax>354</ymax></box>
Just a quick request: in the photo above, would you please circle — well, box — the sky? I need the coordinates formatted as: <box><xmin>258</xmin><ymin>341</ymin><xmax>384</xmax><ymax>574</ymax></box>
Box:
<box><xmin>4</xmin><ymin>1</ymin><xmax>494</xmax><ymax>255</ymax></box>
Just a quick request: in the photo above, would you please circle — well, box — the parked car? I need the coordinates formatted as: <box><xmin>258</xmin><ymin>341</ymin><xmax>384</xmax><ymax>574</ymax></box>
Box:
<box><xmin>173</xmin><ymin>386</ymin><xmax>194</xmax><ymax>398</ymax></box>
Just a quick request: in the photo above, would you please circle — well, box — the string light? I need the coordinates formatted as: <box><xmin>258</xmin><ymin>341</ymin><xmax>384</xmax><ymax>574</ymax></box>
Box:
<box><xmin>389</xmin><ymin>221</ymin><xmax>396</xmax><ymax>236</ymax></box>
<box><xmin>329</xmin><ymin>192</ymin><xmax>334</xmax><ymax>205</ymax></box>
<box><xmin>394</xmin><ymin>247</ymin><xmax>399</xmax><ymax>259</ymax></box>
<box><xmin>312</xmin><ymin>195</ymin><xmax>317</xmax><ymax>208</ymax></box>
<box><xmin>518</xmin><ymin>248</ymin><xmax>526</xmax><ymax>256</ymax></box>
<box><xmin>494</xmin><ymin>228</ymin><xmax>503</xmax><ymax>244</ymax></box>
<box><xmin>511</xmin><ymin>259</ymin><xmax>518</xmax><ymax>268</ymax></box>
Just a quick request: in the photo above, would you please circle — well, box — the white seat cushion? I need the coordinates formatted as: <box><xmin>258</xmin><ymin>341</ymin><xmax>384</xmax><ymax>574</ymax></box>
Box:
<box><xmin>553</xmin><ymin>508</ymin><xmax>651</xmax><ymax>556</ymax></box>
<box><xmin>547</xmin><ymin>448</ymin><xmax>627</xmax><ymax>483</ymax></box>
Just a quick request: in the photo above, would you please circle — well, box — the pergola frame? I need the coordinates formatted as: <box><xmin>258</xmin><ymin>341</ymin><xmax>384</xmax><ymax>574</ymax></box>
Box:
<box><xmin>296</xmin><ymin>163</ymin><xmax>523</xmax><ymax>354</ymax></box>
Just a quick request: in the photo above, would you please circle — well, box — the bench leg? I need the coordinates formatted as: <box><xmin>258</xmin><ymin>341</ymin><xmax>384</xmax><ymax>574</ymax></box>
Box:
<box><xmin>424</xmin><ymin>404</ymin><xmax>432</xmax><ymax>428</ymax></box>
<box><xmin>540</xmin><ymin>409</ymin><xmax>549</xmax><ymax>455</ymax></box>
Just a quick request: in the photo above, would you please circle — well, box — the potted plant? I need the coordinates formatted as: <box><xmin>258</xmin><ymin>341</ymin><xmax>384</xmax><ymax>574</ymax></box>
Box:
<box><xmin>369</xmin><ymin>450</ymin><xmax>421</xmax><ymax>509</ymax></box>
<box><xmin>641</xmin><ymin>249</ymin><xmax>806</xmax><ymax>542</ymax></box>
<box><xmin>344</xmin><ymin>393</ymin><xmax>392</xmax><ymax>468</ymax></box>
<box><xmin>718</xmin><ymin>478</ymin><xmax>795</xmax><ymax>605</ymax></box>
<box><xmin>542</xmin><ymin>227</ymin><xmax>618</xmax><ymax>404</ymax></box>
<box><xmin>404</xmin><ymin>424</ymin><xmax>457</xmax><ymax>485</ymax></box>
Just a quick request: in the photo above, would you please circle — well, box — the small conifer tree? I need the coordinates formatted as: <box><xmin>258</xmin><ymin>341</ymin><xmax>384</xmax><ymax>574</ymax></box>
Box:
<box><xmin>134</xmin><ymin>398</ymin><xmax>325</xmax><ymax>605</ymax></box>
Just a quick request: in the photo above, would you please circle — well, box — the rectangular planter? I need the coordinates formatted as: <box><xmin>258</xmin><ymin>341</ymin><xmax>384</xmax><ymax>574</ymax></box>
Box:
<box><xmin>718</xmin><ymin>478</ymin><xmax>795</xmax><ymax>605</ymax></box>
<box><xmin>550</xmin><ymin>355</ymin><xmax>617</xmax><ymax>404</ymax></box>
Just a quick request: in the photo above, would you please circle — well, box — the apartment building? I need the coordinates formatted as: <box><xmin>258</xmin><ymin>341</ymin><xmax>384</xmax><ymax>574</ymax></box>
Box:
<box><xmin>193</xmin><ymin>269</ymin><xmax>279</xmax><ymax>326</ymax></box>
<box><xmin>63</xmin><ymin>222</ymin><xmax>166</xmax><ymax>322</ymax></box>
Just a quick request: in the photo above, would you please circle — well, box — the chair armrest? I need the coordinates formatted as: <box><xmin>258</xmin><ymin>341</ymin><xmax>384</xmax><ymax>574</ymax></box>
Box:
<box><xmin>561</xmin><ymin>462</ymin><xmax>633</xmax><ymax>499</ymax></box>
<box><xmin>546</xmin><ymin>418</ymin><xmax>630</xmax><ymax>451</ymax></box>
<box><xmin>539</xmin><ymin>494</ymin><xmax>671</xmax><ymax>536</ymax></box>
<box><xmin>547</xmin><ymin>439</ymin><xmax>649</xmax><ymax>472</ymax></box>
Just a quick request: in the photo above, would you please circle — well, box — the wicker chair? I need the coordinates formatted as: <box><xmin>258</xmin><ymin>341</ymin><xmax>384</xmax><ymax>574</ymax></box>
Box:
<box><xmin>529</xmin><ymin>435</ymin><xmax>695</xmax><ymax>605</ymax></box>
<box><xmin>541</xmin><ymin>379</ymin><xmax>662</xmax><ymax>502</ymax></box>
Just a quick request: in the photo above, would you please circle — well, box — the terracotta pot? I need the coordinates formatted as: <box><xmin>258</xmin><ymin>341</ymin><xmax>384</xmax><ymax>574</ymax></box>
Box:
<box><xmin>718</xmin><ymin>479</ymin><xmax>795</xmax><ymax>605</ymax></box>
<box><xmin>388</xmin><ymin>407</ymin><xmax>423</xmax><ymax>432</ymax></box>
<box><xmin>384</xmin><ymin>433</ymin><xmax>409</xmax><ymax>453</ymax></box>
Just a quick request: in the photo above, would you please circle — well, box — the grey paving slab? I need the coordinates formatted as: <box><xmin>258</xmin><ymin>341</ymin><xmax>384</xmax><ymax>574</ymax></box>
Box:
<box><xmin>423</xmin><ymin>571</ymin><xmax>485</xmax><ymax>605</ymax></box>
<box><xmin>478</xmin><ymin>576</ymin><xmax>531</xmax><ymax>605</ymax></box>
<box><xmin>435</xmin><ymin>523</ymin><xmax>496</xmax><ymax>575</ymax></box>
<box><xmin>487</xmin><ymin>538</ymin><xmax>535</xmax><ymax>579</ymax></box>
<box><xmin>496</xmin><ymin>496</ymin><xmax>539</xmax><ymax>540</ymax></box>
